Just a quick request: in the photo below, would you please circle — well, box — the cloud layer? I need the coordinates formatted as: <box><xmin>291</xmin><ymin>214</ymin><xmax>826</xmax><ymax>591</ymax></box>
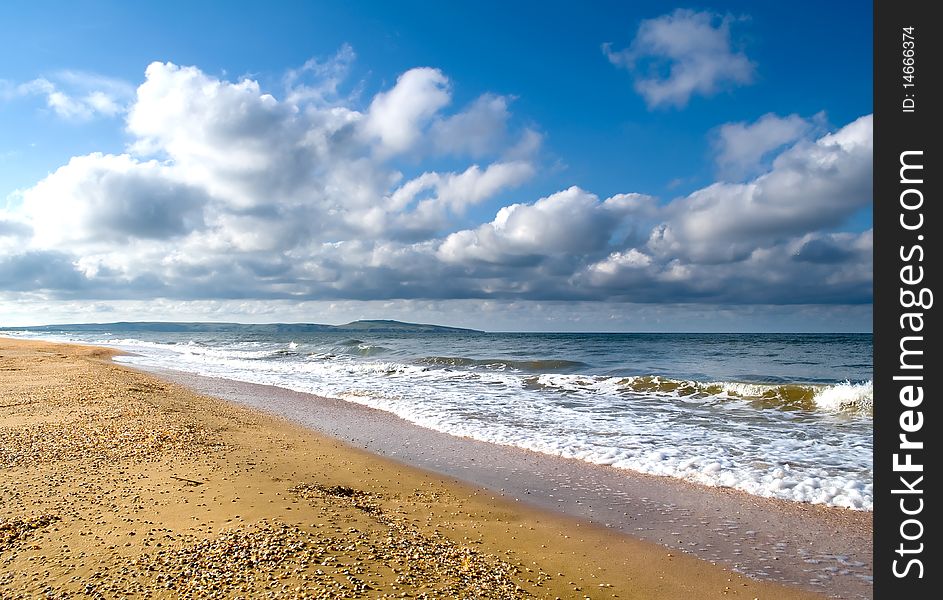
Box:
<box><xmin>1</xmin><ymin>58</ymin><xmax>872</xmax><ymax>311</ymax></box>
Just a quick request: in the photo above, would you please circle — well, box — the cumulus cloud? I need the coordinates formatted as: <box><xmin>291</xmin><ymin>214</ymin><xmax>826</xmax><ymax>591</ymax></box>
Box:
<box><xmin>1</xmin><ymin>53</ymin><xmax>872</xmax><ymax>310</ymax></box>
<box><xmin>604</xmin><ymin>9</ymin><xmax>755</xmax><ymax>108</ymax></box>
<box><xmin>438</xmin><ymin>187</ymin><xmax>654</xmax><ymax>265</ymax></box>
<box><xmin>126</xmin><ymin>61</ymin><xmax>330</xmax><ymax>210</ymax></box>
<box><xmin>22</xmin><ymin>153</ymin><xmax>209</xmax><ymax>246</ymax></box>
<box><xmin>363</xmin><ymin>67</ymin><xmax>451</xmax><ymax>156</ymax></box>
<box><xmin>653</xmin><ymin>114</ymin><xmax>872</xmax><ymax>263</ymax></box>
<box><xmin>579</xmin><ymin>229</ymin><xmax>872</xmax><ymax>304</ymax></box>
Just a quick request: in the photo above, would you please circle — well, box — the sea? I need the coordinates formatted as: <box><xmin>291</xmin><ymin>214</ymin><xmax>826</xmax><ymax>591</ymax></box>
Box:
<box><xmin>9</xmin><ymin>327</ymin><xmax>873</xmax><ymax>510</ymax></box>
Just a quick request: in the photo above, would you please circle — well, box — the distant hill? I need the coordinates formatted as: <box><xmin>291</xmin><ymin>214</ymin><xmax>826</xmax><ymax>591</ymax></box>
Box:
<box><xmin>328</xmin><ymin>320</ymin><xmax>479</xmax><ymax>333</ymax></box>
<box><xmin>1</xmin><ymin>320</ymin><xmax>482</xmax><ymax>334</ymax></box>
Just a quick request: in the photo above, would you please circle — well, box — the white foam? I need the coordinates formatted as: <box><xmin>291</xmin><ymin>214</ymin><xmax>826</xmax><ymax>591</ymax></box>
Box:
<box><xmin>813</xmin><ymin>380</ymin><xmax>873</xmax><ymax>411</ymax></box>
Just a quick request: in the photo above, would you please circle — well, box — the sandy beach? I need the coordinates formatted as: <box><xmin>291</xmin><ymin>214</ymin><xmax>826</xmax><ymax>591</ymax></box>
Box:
<box><xmin>152</xmin><ymin>368</ymin><xmax>873</xmax><ymax>599</ymax></box>
<box><xmin>1</xmin><ymin>338</ymin><xmax>846</xmax><ymax>599</ymax></box>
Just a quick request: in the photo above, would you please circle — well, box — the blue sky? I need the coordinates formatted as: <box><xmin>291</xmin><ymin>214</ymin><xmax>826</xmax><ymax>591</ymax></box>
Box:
<box><xmin>0</xmin><ymin>1</ymin><xmax>873</xmax><ymax>331</ymax></box>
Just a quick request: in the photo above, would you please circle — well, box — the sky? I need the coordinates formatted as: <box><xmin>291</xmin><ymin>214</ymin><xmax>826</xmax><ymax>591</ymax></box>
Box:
<box><xmin>0</xmin><ymin>1</ymin><xmax>873</xmax><ymax>331</ymax></box>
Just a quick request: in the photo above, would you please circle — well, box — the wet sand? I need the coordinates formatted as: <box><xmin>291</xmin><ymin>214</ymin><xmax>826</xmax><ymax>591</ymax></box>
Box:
<box><xmin>1</xmin><ymin>338</ymin><xmax>853</xmax><ymax>599</ymax></box>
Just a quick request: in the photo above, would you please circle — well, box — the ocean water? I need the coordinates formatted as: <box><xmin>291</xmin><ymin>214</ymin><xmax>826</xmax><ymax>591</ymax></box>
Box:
<box><xmin>13</xmin><ymin>328</ymin><xmax>873</xmax><ymax>510</ymax></box>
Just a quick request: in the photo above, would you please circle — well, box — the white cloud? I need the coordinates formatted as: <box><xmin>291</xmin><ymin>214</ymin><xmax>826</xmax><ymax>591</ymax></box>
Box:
<box><xmin>84</xmin><ymin>90</ymin><xmax>124</xmax><ymax>116</ymax></box>
<box><xmin>10</xmin><ymin>72</ymin><xmax>132</xmax><ymax>121</ymax></box>
<box><xmin>713</xmin><ymin>112</ymin><xmax>823</xmax><ymax>179</ymax></box>
<box><xmin>21</xmin><ymin>152</ymin><xmax>208</xmax><ymax>247</ymax></box>
<box><xmin>126</xmin><ymin>61</ymin><xmax>330</xmax><ymax>210</ymax></box>
<box><xmin>284</xmin><ymin>43</ymin><xmax>358</xmax><ymax>106</ymax></box>
<box><xmin>363</xmin><ymin>67</ymin><xmax>451</xmax><ymax>156</ymax></box>
<box><xmin>389</xmin><ymin>160</ymin><xmax>535</xmax><ymax>221</ymax></box>
<box><xmin>604</xmin><ymin>9</ymin><xmax>754</xmax><ymax>108</ymax></box>
<box><xmin>574</xmin><ymin>228</ymin><xmax>872</xmax><ymax>305</ymax></box>
<box><xmin>438</xmin><ymin>187</ymin><xmax>654</xmax><ymax>264</ymax></box>
<box><xmin>504</xmin><ymin>128</ymin><xmax>543</xmax><ymax>161</ymax></box>
<box><xmin>588</xmin><ymin>249</ymin><xmax>653</xmax><ymax>276</ymax></box>
<box><xmin>653</xmin><ymin>114</ymin><xmax>872</xmax><ymax>263</ymax></box>
<box><xmin>431</xmin><ymin>94</ymin><xmax>512</xmax><ymax>157</ymax></box>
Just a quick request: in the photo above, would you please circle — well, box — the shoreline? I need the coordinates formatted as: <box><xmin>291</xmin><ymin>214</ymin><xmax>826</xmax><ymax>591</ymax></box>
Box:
<box><xmin>140</xmin><ymin>364</ymin><xmax>873</xmax><ymax>600</ymax></box>
<box><xmin>1</xmin><ymin>338</ymin><xmax>864</xmax><ymax>598</ymax></box>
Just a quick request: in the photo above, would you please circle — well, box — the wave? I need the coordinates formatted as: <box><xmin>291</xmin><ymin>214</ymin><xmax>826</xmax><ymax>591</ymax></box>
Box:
<box><xmin>525</xmin><ymin>374</ymin><xmax>872</xmax><ymax>415</ymax></box>
<box><xmin>418</xmin><ymin>356</ymin><xmax>587</xmax><ymax>372</ymax></box>
<box><xmin>345</xmin><ymin>344</ymin><xmax>390</xmax><ymax>357</ymax></box>
<box><xmin>329</xmin><ymin>339</ymin><xmax>391</xmax><ymax>355</ymax></box>
<box><xmin>810</xmin><ymin>380</ymin><xmax>873</xmax><ymax>412</ymax></box>
<box><xmin>112</xmin><ymin>339</ymin><xmax>300</xmax><ymax>362</ymax></box>
<box><xmin>101</xmin><ymin>334</ymin><xmax>870</xmax><ymax>415</ymax></box>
